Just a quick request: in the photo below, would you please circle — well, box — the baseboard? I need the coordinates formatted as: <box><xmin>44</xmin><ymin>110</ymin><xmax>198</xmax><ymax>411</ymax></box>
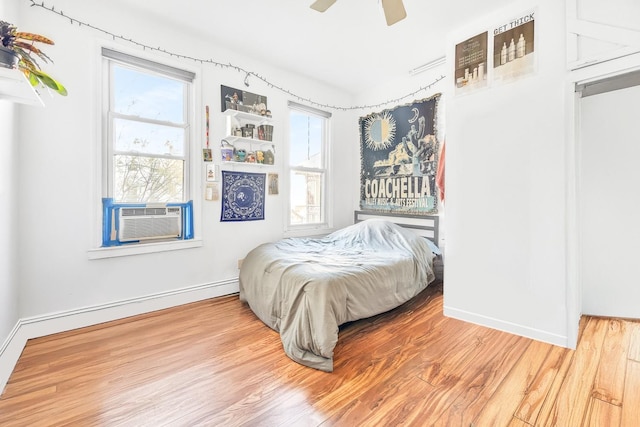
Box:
<box><xmin>0</xmin><ymin>277</ymin><xmax>240</xmax><ymax>395</ymax></box>
<box><xmin>443</xmin><ymin>305</ymin><xmax>569</xmax><ymax>348</ymax></box>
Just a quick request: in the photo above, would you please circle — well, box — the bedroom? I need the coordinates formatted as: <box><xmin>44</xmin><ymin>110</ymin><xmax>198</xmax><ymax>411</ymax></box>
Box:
<box><xmin>1</xmin><ymin>0</ymin><xmax>640</xmax><ymax>423</ymax></box>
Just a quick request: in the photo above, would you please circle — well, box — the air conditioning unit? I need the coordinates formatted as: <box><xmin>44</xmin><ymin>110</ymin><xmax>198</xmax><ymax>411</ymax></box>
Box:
<box><xmin>118</xmin><ymin>206</ymin><xmax>182</xmax><ymax>242</ymax></box>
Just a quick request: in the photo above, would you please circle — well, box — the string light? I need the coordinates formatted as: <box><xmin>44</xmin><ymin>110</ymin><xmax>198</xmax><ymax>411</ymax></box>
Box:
<box><xmin>28</xmin><ymin>0</ymin><xmax>446</xmax><ymax>111</ymax></box>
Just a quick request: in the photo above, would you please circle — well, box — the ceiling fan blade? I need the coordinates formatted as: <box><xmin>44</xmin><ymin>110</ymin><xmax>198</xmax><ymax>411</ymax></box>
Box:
<box><xmin>310</xmin><ymin>0</ymin><xmax>337</xmax><ymax>12</ymax></box>
<box><xmin>381</xmin><ymin>0</ymin><xmax>407</xmax><ymax>26</ymax></box>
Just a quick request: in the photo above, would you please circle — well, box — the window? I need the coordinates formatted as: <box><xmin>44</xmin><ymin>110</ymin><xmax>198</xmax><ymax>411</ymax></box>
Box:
<box><xmin>100</xmin><ymin>48</ymin><xmax>195</xmax><ymax>248</ymax></box>
<box><xmin>103</xmin><ymin>48</ymin><xmax>194</xmax><ymax>204</ymax></box>
<box><xmin>288</xmin><ymin>101</ymin><xmax>331</xmax><ymax>228</ymax></box>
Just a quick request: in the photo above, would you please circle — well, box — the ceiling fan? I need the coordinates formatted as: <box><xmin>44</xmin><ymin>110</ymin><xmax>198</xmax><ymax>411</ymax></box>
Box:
<box><xmin>310</xmin><ymin>0</ymin><xmax>407</xmax><ymax>26</ymax></box>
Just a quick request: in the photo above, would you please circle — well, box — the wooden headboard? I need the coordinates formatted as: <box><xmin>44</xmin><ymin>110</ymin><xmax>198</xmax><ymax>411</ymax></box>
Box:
<box><xmin>353</xmin><ymin>210</ymin><xmax>439</xmax><ymax>244</ymax></box>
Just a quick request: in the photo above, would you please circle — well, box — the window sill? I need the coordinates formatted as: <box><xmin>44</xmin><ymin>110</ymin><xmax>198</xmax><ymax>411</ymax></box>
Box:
<box><xmin>88</xmin><ymin>239</ymin><xmax>203</xmax><ymax>260</ymax></box>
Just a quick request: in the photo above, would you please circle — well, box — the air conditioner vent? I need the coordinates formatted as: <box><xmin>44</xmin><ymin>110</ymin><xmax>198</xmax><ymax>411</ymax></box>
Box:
<box><xmin>122</xmin><ymin>207</ymin><xmax>170</xmax><ymax>216</ymax></box>
<box><xmin>118</xmin><ymin>206</ymin><xmax>182</xmax><ymax>242</ymax></box>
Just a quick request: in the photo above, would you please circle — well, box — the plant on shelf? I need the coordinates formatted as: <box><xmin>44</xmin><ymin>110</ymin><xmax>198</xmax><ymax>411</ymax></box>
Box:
<box><xmin>0</xmin><ymin>20</ymin><xmax>67</xmax><ymax>96</ymax></box>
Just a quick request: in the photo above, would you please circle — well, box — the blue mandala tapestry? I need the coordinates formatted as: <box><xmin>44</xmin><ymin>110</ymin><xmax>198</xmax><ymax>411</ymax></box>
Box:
<box><xmin>221</xmin><ymin>170</ymin><xmax>265</xmax><ymax>222</ymax></box>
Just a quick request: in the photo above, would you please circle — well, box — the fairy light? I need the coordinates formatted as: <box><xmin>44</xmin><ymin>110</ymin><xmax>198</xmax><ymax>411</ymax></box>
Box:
<box><xmin>28</xmin><ymin>0</ymin><xmax>446</xmax><ymax>111</ymax></box>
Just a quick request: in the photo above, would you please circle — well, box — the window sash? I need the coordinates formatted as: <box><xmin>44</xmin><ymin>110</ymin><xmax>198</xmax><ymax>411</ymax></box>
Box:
<box><xmin>104</xmin><ymin>52</ymin><xmax>191</xmax><ymax>204</ymax></box>
<box><xmin>288</xmin><ymin>103</ymin><xmax>330</xmax><ymax>228</ymax></box>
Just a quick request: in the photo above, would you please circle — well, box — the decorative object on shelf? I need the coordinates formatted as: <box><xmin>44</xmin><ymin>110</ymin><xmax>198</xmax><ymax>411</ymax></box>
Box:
<box><xmin>221</xmin><ymin>170</ymin><xmax>265</xmax><ymax>222</ymax></box>
<box><xmin>263</xmin><ymin>147</ymin><xmax>275</xmax><ymax>165</ymax></box>
<box><xmin>257</xmin><ymin>124</ymin><xmax>273</xmax><ymax>141</ymax></box>
<box><xmin>0</xmin><ymin>20</ymin><xmax>67</xmax><ymax>96</ymax></box>
<box><xmin>221</xmin><ymin>139</ymin><xmax>234</xmax><ymax>162</ymax></box>
<box><xmin>0</xmin><ymin>45</ymin><xmax>18</xmax><ymax>68</ymax></box>
<box><xmin>245</xmin><ymin>151</ymin><xmax>257</xmax><ymax>163</ymax></box>
<box><xmin>235</xmin><ymin>148</ymin><xmax>247</xmax><ymax>162</ymax></box>
<box><xmin>241</xmin><ymin>123</ymin><xmax>255</xmax><ymax>138</ymax></box>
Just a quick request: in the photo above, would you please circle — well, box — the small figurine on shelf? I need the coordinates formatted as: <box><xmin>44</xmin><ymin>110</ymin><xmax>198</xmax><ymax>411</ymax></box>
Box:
<box><xmin>221</xmin><ymin>140</ymin><xmax>234</xmax><ymax>161</ymax></box>
<box><xmin>235</xmin><ymin>148</ymin><xmax>247</xmax><ymax>162</ymax></box>
<box><xmin>263</xmin><ymin>149</ymin><xmax>274</xmax><ymax>165</ymax></box>
<box><xmin>256</xmin><ymin>150</ymin><xmax>265</xmax><ymax>164</ymax></box>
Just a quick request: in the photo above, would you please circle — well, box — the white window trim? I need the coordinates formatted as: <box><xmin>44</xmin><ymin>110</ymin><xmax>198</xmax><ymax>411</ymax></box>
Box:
<box><xmin>89</xmin><ymin>41</ymin><xmax>202</xmax><ymax>259</ymax></box>
<box><xmin>285</xmin><ymin>101</ymin><xmax>333</xmax><ymax>236</ymax></box>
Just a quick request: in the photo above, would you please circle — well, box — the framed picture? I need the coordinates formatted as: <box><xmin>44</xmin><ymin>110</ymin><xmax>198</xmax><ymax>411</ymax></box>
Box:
<box><xmin>268</xmin><ymin>173</ymin><xmax>279</xmax><ymax>195</ymax></box>
<box><xmin>221</xmin><ymin>85</ymin><xmax>244</xmax><ymax>112</ymax></box>
<box><xmin>220</xmin><ymin>84</ymin><xmax>268</xmax><ymax>115</ymax></box>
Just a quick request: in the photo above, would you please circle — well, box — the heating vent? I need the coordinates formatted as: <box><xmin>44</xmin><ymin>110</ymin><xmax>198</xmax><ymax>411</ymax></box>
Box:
<box><xmin>118</xmin><ymin>206</ymin><xmax>182</xmax><ymax>242</ymax></box>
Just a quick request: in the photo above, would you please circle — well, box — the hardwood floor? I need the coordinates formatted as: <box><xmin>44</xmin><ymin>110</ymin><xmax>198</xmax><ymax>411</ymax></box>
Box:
<box><xmin>1</xmin><ymin>284</ymin><xmax>639</xmax><ymax>426</ymax></box>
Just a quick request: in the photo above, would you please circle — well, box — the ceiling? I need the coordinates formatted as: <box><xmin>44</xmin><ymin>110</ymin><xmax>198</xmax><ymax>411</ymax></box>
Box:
<box><xmin>108</xmin><ymin>0</ymin><xmax>511</xmax><ymax>95</ymax></box>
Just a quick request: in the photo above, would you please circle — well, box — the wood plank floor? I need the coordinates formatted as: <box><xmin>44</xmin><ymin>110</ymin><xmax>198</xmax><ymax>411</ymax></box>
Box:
<box><xmin>1</xmin><ymin>284</ymin><xmax>639</xmax><ymax>426</ymax></box>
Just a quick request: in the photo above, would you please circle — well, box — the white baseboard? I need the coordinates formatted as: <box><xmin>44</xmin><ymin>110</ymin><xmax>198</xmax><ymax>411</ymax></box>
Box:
<box><xmin>443</xmin><ymin>305</ymin><xmax>569</xmax><ymax>348</ymax></box>
<box><xmin>0</xmin><ymin>278</ymin><xmax>240</xmax><ymax>395</ymax></box>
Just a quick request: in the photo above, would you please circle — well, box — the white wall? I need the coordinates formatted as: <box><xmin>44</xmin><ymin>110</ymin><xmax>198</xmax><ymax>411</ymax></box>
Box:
<box><xmin>444</xmin><ymin>0</ymin><xmax>570</xmax><ymax>346</ymax></box>
<box><xmin>352</xmin><ymin>0</ymin><xmax>572</xmax><ymax>348</ymax></box>
<box><xmin>0</xmin><ymin>0</ymin><xmax>21</xmax><ymax>387</ymax></box>
<box><xmin>12</xmin><ymin>1</ymin><xmax>356</xmax><ymax>319</ymax></box>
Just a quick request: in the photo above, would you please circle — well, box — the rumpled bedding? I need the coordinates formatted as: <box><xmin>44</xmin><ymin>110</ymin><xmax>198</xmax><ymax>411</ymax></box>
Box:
<box><xmin>238</xmin><ymin>219</ymin><xmax>436</xmax><ymax>372</ymax></box>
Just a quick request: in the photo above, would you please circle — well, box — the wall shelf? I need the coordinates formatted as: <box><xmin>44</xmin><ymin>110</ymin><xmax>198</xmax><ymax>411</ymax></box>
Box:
<box><xmin>222</xmin><ymin>108</ymin><xmax>272</xmax><ymax>125</ymax></box>
<box><xmin>221</xmin><ymin>108</ymin><xmax>276</xmax><ymax>166</ymax></box>
<box><xmin>0</xmin><ymin>67</ymin><xmax>44</xmax><ymax>107</ymax></box>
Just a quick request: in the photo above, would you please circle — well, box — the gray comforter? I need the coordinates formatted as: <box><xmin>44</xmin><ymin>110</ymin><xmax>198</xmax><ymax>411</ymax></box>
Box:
<box><xmin>238</xmin><ymin>219</ymin><xmax>436</xmax><ymax>372</ymax></box>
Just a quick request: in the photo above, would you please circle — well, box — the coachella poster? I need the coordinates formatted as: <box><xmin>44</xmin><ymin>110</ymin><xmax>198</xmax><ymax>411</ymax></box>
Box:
<box><xmin>359</xmin><ymin>94</ymin><xmax>441</xmax><ymax>215</ymax></box>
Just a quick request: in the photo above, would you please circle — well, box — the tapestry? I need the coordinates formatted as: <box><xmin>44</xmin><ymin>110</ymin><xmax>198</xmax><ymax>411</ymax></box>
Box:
<box><xmin>359</xmin><ymin>94</ymin><xmax>441</xmax><ymax>215</ymax></box>
<box><xmin>221</xmin><ymin>170</ymin><xmax>265</xmax><ymax>222</ymax></box>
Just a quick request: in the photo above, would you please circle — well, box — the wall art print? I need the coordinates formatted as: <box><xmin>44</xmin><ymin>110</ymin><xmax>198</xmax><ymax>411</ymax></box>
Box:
<box><xmin>221</xmin><ymin>170</ymin><xmax>265</xmax><ymax>222</ymax></box>
<box><xmin>220</xmin><ymin>85</ymin><xmax>268</xmax><ymax>115</ymax></box>
<box><xmin>493</xmin><ymin>9</ymin><xmax>536</xmax><ymax>84</ymax></box>
<box><xmin>359</xmin><ymin>94</ymin><xmax>441</xmax><ymax>215</ymax></box>
<box><xmin>454</xmin><ymin>31</ymin><xmax>488</xmax><ymax>95</ymax></box>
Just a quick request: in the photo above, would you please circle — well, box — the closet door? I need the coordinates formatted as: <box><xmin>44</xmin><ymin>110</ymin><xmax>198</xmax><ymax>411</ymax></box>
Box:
<box><xmin>580</xmin><ymin>81</ymin><xmax>640</xmax><ymax>318</ymax></box>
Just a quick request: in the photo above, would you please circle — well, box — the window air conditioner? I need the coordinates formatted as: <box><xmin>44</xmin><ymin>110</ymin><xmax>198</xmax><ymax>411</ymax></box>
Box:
<box><xmin>118</xmin><ymin>206</ymin><xmax>182</xmax><ymax>242</ymax></box>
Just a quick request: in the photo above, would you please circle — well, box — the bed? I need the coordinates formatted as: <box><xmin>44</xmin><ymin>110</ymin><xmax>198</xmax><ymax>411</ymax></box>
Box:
<box><xmin>238</xmin><ymin>211</ymin><xmax>440</xmax><ymax>372</ymax></box>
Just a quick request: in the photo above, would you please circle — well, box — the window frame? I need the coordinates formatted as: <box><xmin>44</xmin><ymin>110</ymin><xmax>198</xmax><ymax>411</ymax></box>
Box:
<box><xmin>89</xmin><ymin>46</ymin><xmax>202</xmax><ymax>258</ymax></box>
<box><xmin>286</xmin><ymin>101</ymin><xmax>332</xmax><ymax>233</ymax></box>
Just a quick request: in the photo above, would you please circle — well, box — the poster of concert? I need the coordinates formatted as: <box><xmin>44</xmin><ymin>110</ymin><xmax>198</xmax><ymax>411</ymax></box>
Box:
<box><xmin>359</xmin><ymin>94</ymin><xmax>441</xmax><ymax>215</ymax></box>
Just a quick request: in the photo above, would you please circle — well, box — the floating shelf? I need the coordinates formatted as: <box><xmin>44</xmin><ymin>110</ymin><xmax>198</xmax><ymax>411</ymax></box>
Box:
<box><xmin>223</xmin><ymin>108</ymin><xmax>272</xmax><ymax>125</ymax></box>
<box><xmin>0</xmin><ymin>67</ymin><xmax>44</xmax><ymax>107</ymax></box>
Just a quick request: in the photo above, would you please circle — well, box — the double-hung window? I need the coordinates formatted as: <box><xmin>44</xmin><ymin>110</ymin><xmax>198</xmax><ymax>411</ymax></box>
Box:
<box><xmin>101</xmin><ymin>48</ymin><xmax>195</xmax><ymax>247</ymax></box>
<box><xmin>287</xmin><ymin>101</ymin><xmax>331</xmax><ymax>229</ymax></box>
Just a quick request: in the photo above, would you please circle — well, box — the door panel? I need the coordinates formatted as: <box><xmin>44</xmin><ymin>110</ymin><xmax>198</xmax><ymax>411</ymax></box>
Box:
<box><xmin>580</xmin><ymin>83</ymin><xmax>640</xmax><ymax>318</ymax></box>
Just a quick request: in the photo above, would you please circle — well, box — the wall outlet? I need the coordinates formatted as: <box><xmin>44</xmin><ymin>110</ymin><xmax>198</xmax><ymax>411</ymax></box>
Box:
<box><xmin>237</xmin><ymin>258</ymin><xmax>244</xmax><ymax>269</ymax></box>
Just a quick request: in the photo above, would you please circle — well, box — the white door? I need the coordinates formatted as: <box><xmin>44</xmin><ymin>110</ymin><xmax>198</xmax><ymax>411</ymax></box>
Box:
<box><xmin>580</xmin><ymin>82</ymin><xmax>640</xmax><ymax>318</ymax></box>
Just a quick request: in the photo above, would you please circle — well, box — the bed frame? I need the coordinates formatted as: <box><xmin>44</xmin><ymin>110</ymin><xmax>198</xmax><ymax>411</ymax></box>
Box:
<box><xmin>353</xmin><ymin>210</ymin><xmax>439</xmax><ymax>244</ymax></box>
